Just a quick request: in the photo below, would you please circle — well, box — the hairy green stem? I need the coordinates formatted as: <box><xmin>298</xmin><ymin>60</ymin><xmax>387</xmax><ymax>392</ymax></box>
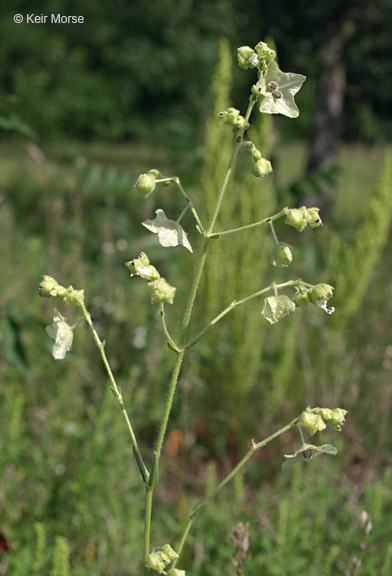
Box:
<box><xmin>144</xmin><ymin>487</ymin><xmax>153</xmax><ymax>574</ymax></box>
<box><xmin>207</xmin><ymin>207</ymin><xmax>289</xmax><ymax>238</ymax></box>
<box><xmin>154</xmin><ymin>351</ymin><xmax>185</xmax><ymax>461</ymax></box>
<box><xmin>81</xmin><ymin>302</ymin><xmax>148</xmax><ymax>481</ymax></box>
<box><xmin>270</xmin><ymin>221</ymin><xmax>279</xmax><ymax>244</ymax></box>
<box><xmin>143</xmin><ymin>97</ymin><xmax>257</xmax><ymax>565</ymax></box>
<box><xmin>159</xmin><ymin>303</ymin><xmax>181</xmax><ymax>352</ymax></box>
<box><xmin>156</xmin><ymin>177</ymin><xmax>206</xmax><ymax>231</ymax></box>
<box><xmin>174</xmin><ymin>177</ymin><xmax>206</xmax><ymax>231</ymax></box>
<box><xmin>206</xmin><ymin>99</ymin><xmax>256</xmax><ymax>235</ymax></box>
<box><xmin>172</xmin><ymin>417</ymin><xmax>300</xmax><ymax>568</ymax></box>
<box><xmin>176</xmin><ymin>204</ymin><xmax>190</xmax><ymax>224</ymax></box>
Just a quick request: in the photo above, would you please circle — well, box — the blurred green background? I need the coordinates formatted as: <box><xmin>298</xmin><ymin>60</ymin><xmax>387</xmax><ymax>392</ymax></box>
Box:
<box><xmin>1</xmin><ymin>1</ymin><xmax>392</xmax><ymax>575</ymax></box>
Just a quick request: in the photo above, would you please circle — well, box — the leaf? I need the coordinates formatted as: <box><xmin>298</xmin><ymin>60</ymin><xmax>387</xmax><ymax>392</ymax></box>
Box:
<box><xmin>142</xmin><ymin>209</ymin><xmax>193</xmax><ymax>252</ymax></box>
<box><xmin>46</xmin><ymin>309</ymin><xmax>74</xmax><ymax>360</ymax></box>
<box><xmin>283</xmin><ymin>443</ymin><xmax>337</xmax><ymax>469</ymax></box>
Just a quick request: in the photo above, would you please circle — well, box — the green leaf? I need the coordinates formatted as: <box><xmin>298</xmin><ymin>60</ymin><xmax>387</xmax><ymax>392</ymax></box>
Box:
<box><xmin>46</xmin><ymin>309</ymin><xmax>74</xmax><ymax>360</ymax></box>
<box><xmin>283</xmin><ymin>443</ymin><xmax>338</xmax><ymax>468</ymax></box>
<box><xmin>258</xmin><ymin>62</ymin><xmax>306</xmax><ymax>118</ymax></box>
<box><xmin>142</xmin><ymin>209</ymin><xmax>193</xmax><ymax>252</ymax></box>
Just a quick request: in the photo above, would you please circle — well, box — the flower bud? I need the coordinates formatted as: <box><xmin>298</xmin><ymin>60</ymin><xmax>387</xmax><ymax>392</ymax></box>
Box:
<box><xmin>39</xmin><ymin>275</ymin><xmax>60</xmax><ymax>298</ymax></box>
<box><xmin>126</xmin><ymin>252</ymin><xmax>150</xmax><ymax>273</ymax></box>
<box><xmin>251</xmin><ymin>83</ymin><xmax>263</xmax><ymax>97</ymax></box>
<box><xmin>254</xmin><ymin>41</ymin><xmax>276</xmax><ymax>63</ymax></box>
<box><xmin>251</xmin><ymin>157</ymin><xmax>273</xmax><ymax>178</ymax></box>
<box><xmin>135</xmin><ymin>172</ymin><xmax>156</xmax><ymax>197</ymax></box>
<box><xmin>63</xmin><ymin>286</ymin><xmax>85</xmax><ymax>307</ymax></box>
<box><xmin>145</xmin><ymin>545</ymin><xmax>178</xmax><ymax>574</ymax></box>
<box><xmin>161</xmin><ymin>545</ymin><xmax>178</xmax><ymax>562</ymax></box>
<box><xmin>126</xmin><ymin>253</ymin><xmax>160</xmax><ymax>281</ymax></box>
<box><xmin>218</xmin><ymin>107</ymin><xmax>240</xmax><ymax>125</ymax></box>
<box><xmin>148</xmin><ymin>278</ymin><xmax>176</xmax><ymax>305</ymax></box>
<box><xmin>299</xmin><ymin>411</ymin><xmax>327</xmax><ymax>436</ymax></box>
<box><xmin>292</xmin><ymin>289</ymin><xmax>310</xmax><ymax>308</ymax></box>
<box><xmin>234</xmin><ymin>116</ymin><xmax>250</xmax><ymax>130</ymax></box>
<box><xmin>307</xmin><ymin>207</ymin><xmax>322</xmax><ymax>228</ymax></box>
<box><xmin>38</xmin><ymin>276</ymin><xmax>84</xmax><ymax>307</ymax></box>
<box><xmin>284</xmin><ymin>206</ymin><xmax>309</xmax><ymax>232</ymax></box>
<box><xmin>312</xmin><ymin>407</ymin><xmax>348</xmax><ymax>431</ymax></box>
<box><xmin>285</xmin><ymin>206</ymin><xmax>323</xmax><ymax>231</ymax></box>
<box><xmin>328</xmin><ymin>408</ymin><xmax>348</xmax><ymax>430</ymax></box>
<box><xmin>237</xmin><ymin>46</ymin><xmax>258</xmax><ymax>70</ymax></box>
<box><xmin>270</xmin><ymin>242</ymin><xmax>293</xmax><ymax>267</ymax></box>
<box><xmin>308</xmin><ymin>284</ymin><xmax>334</xmax><ymax>305</ymax></box>
<box><xmin>261</xmin><ymin>295</ymin><xmax>295</xmax><ymax>324</ymax></box>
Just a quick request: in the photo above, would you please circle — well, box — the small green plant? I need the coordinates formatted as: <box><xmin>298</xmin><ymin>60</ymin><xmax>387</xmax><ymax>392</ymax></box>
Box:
<box><xmin>39</xmin><ymin>41</ymin><xmax>347</xmax><ymax>574</ymax></box>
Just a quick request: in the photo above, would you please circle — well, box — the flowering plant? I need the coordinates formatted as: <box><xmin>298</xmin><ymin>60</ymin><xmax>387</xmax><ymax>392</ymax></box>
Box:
<box><xmin>40</xmin><ymin>40</ymin><xmax>346</xmax><ymax>574</ymax></box>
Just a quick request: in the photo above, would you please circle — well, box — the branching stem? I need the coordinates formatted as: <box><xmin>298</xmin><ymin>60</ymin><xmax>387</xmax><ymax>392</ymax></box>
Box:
<box><xmin>172</xmin><ymin>417</ymin><xmax>300</xmax><ymax>568</ymax></box>
<box><xmin>206</xmin><ymin>207</ymin><xmax>289</xmax><ymax>238</ymax></box>
<box><xmin>185</xmin><ymin>280</ymin><xmax>300</xmax><ymax>350</ymax></box>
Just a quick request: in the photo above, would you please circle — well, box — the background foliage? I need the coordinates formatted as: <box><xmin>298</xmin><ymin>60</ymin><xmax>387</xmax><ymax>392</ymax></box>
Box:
<box><xmin>1</xmin><ymin>2</ymin><xmax>392</xmax><ymax>575</ymax></box>
<box><xmin>1</xmin><ymin>0</ymin><xmax>392</xmax><ymax>142</ymax></box>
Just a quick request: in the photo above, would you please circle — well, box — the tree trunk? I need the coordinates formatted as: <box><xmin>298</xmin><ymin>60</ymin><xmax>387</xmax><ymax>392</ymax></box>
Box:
<box><xmin>306</xmin><ymin>33</ymin><xmax>346</xmax><ymax>218</ymax></box>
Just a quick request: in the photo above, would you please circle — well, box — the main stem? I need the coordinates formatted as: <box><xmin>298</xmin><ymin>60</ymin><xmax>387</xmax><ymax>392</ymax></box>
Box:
<box><xmin>143</xmin><ymin>98</ymin><xmax>256</xmax><ymax>571</ymax></box>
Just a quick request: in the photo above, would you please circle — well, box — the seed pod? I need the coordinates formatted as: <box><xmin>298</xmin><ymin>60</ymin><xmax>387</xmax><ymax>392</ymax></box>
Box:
<box><xmin>134</xmin><ymin>172</ymin><xmax>156</xmax><ymax>197</ymax></box>
<box><xmin>270</xmin><ymin>242</ymin><xmax>293</xmax><ymax>267</ymax></box>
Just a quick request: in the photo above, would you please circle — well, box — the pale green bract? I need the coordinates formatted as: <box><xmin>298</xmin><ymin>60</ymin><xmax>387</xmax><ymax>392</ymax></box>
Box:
<box><xmin>46</xmin><ymin>309</ymin><xmax>74</xmax><ymax>360</ymax></box>
<box><xmin>257</xmin><ymin>62</ymin><xmax>306</xmax><ymax>118</ymax></box>
<box><xmin>283</xmin><ymin>443</ymin><xmax>338</xmax><ymax>468</ymax></box>
<box><xmin>146</xmin><ymin>544</ymin><xmax>178</xmax><ymax>574</ymax></box>
<box><xmin>142</xmin><ymin>209</ymin><xmax>193</xmax><ymax>253</ymax></box>
<box><xmin>261</xmin><ymin>295</ymin><xmax>296</xmax><ymax>324</ymax></box>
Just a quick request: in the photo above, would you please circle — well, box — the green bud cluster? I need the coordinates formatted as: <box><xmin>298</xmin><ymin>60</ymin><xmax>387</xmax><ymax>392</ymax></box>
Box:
<box><xmin>237</xmin><ymin>42</ymin><xmax>276</xmax><ymax>71</ymax></box>
<box><xmin>261</xmin><ymin>281</ymin><xmax>335</xmax><ymax>325</ymax></box>
<box><xmin>39</xmin><ymin>275</ymin><xmax>85</xmax><ymax>307</ymax></box>
<box><xmin>218</xmin><ymin>107</ymin><xmax>250</xmax><ymax>130</ymax></box>
<box><xmin>300</xmin><ymin>406</ymin><xmax>348</xmax><ymax>436</ymax></box>
<box><xmin>145</xmin><ymin>544</ymin><xmax>178</xmax><ymax>574</ymax></box>
<box><xmin>293</xmin><ymin>283</ymin><xmax>335</xmax><ymax>314</ymax></box>
<box><xmin>243</xmin><ymin>141</ymin><xmax>273</xmax><ymax>178</ymax></box>
<box><xmin>125</xmin><ymin>252</ymin><xmax>176</xmax><ymax>305</ymax></box>
<box><xmin>311</xmin><ymin>407</ymin><xmax>348</xmax><ymax>431</ymax></box>
<box><xmin>285</xmin><ymin>206</ymin><xmax>322</xmax><ymax>232</ymax></box>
